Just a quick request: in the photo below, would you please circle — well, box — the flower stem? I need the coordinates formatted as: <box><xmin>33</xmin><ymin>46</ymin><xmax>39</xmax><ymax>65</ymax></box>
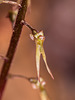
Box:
<box><xmin>0</xmin><ymin>0</ymin><xmax>27</xmax><ymax>99</ymax></box>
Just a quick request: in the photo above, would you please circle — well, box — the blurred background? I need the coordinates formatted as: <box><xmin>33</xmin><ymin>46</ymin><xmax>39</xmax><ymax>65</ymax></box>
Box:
<box><xmin>0</xmin><ymin>0</ymin><xmax>75</xmax><ymax>100</ymax></box>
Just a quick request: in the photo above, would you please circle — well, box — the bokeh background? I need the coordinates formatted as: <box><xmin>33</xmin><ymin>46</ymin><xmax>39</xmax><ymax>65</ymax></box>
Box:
<box><xmin>0</xmin><ymin>0</ymin><xmax>75</xmax><ymax>100</ymax></box>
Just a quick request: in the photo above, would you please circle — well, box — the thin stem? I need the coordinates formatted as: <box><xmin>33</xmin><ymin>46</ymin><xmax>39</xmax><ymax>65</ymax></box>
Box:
<box><xmin>2</xmin><ymin>1</ymin><xmax>21</xmax><ymax>7</ymax></box>
<box><xmin>21</xmin><ymin>20</ymin><xmax>38</xmax><ymax>34</ymax></box>
<box><xmin>0</xmin><ymin>0</ymin><xmax>27</xmax><ymax>99</ymax></box>
<box><xmin>7</xmin><ymin>73</ymin><xmax>38</xmax><ymax>83</ymax></box>
<box><xmin>22</xmin><ymin>20</ymin><xmax>35</xmax><ymax>31</ymax></box>
<box><xmin>8</xmin><ymin>74</ymin><xmax>29</xmax><ymax>80</ymax></box>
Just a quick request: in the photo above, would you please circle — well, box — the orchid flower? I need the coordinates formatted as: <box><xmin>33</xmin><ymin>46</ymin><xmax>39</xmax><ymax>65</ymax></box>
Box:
<box><xmin>23</xmin><ymin>21</ymin><xmax>54</xmax><ymax>81</ymax></box>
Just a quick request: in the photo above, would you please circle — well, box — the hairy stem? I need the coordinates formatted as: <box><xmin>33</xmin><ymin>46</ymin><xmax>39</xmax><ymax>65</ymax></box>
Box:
<box><xmin>0</xmin><ymin>0</ymin><xmax>27</xmax><ymax>99</ymax></box>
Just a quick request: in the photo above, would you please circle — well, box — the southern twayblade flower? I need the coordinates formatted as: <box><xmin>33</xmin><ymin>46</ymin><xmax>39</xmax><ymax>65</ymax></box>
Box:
<box><xmin>33</xmin><ymin>30</ymin><xmax>54</xmax><ymax>80</ymax></box>
<box><xmin>23</xmin><ymin>21</ymin><xmax>54</xmax><ymax>81</ymax></box>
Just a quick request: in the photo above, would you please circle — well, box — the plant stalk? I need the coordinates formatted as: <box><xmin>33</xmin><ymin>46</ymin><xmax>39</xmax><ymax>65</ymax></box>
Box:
<box><xmin>0</xmin><ymin>0</ymin><xmax>27</xmax><ymax>99</ymax></box>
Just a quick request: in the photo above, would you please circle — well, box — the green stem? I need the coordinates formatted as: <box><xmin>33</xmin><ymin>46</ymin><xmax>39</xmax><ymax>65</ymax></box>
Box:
<box><xmin>0</xmin><ymin>0</ymin><xmax>27</xmax><ymax>99</ymax></box>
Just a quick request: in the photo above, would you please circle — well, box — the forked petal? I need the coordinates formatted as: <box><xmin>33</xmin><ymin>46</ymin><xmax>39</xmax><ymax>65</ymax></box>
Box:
<box><xmin>36</xmin><ymin>43</ymin><xmax>41</xmax><ymax>81</ymax></box>
<box><xmin>41</xmin><ymin>47</ymin><xmax>54</xmax><ymax>80</ymax></box>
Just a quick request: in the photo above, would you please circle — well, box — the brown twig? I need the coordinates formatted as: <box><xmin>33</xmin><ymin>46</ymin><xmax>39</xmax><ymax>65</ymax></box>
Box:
<box><xmin>0</xmin><ymin>0</ymin><xmax>27</xmax><ymax>99</ymax></box>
